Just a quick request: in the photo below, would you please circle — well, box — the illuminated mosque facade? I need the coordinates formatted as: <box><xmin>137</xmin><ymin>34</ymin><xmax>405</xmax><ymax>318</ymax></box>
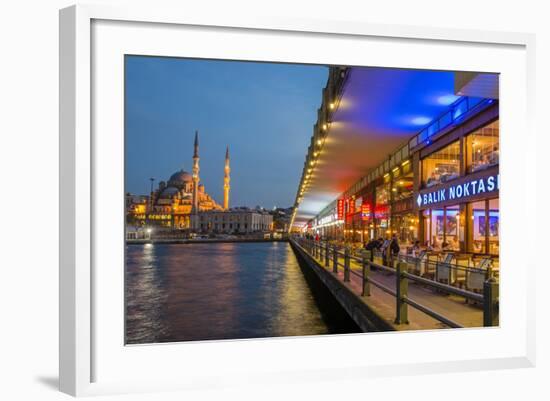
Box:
<box><xmin>126</xmin><ymin>131</ymin><xmax>230</xmax><ymax>230</ymax></box>
<box><xmin>126</xmin><ymin>131</ymin><xmax>273</xmax><ymax>235</ymax></box>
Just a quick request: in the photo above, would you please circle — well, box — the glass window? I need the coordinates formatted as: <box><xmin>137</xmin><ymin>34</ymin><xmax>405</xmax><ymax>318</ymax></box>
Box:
<box><xmin>428</xmin><ymin>209</ymin><xmax>445</xmax><ymax>248</ymax></box>
<box><xmin>392</xmin><ymin>172</ymin><xmax>413</xmax><ymax>201</ymax></box>
<box><xmin>488</xmin><ymin>198</ymin><xmax>499</xmax><ymax>255</ymax></box>
<box><xmin>467</xmin><ymin>120</ymin><xmax>499</xmax><ymax>173</ymax></box>
<box><xmin>444</xmin><ymin>205</ymin><xmax>460</xmax><ymax>251</ymax></box>
<box><xmin>392</xmin><ymin>213</ymin><xmax>417</xmax><ymax>246</ymax></box>
<box><xmin>422</xmin><ymin>141</ymin><xmax>460</xmax><ymax>188</ymax></box>
<box><xmin>469</xmin><ymin>200</ymin><xmax>487</xmax><ymax>254</ymax></box>
<box><xmin>423</xmin><ymin>206</ymin><xmax>462</xmax><ymax>251</ymax></box>
<box><xmin>423</xmin><ymin>209</ymin><xmax>431</xmax><ymax>247</ymax></box>
<box><xmin>376</xmin><ymin>184</ymin><xmax>389</xmax><ymax>205</ymax></box>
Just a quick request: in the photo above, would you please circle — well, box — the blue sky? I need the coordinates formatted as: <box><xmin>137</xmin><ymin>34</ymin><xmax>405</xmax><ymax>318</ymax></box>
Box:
<box><xmin>125</xmin><ymin>56</ymin><xmax>328</xmax><ymax>208</ymax></box>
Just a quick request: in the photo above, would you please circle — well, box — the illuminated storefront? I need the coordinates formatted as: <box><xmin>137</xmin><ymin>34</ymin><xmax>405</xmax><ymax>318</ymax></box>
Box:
<box><xmin>415</xmin><ymin>117</ymin><xmax>499</xmax><ymax>255</ymax></box>
<box><xmin>374</xmin><ymin>182</ymin><xmax>390</xmax><ymax>239</ymax></box>
<box><xmin>304</xmin><ymin>91</ymin><xmax>499</xmax><ymax>256</ymax></box>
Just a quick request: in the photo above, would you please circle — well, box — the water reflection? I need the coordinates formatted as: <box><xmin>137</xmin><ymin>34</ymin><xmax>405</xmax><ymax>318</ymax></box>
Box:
<box><xmin>125</xmin><ymin>243</ymin><xmax>169</xmax><ymax>344</ymax></box>
<box><xmin>125</xmin><ymin>242</ymin><xmax>330</xmax><ymax>343</ymax></box>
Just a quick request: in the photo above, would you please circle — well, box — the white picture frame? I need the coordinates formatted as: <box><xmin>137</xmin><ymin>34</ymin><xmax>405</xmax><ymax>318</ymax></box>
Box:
<box><xmin>59</xmin><ymin>4</ymin><xmax>536</xmax><ymax>397</ymax></box>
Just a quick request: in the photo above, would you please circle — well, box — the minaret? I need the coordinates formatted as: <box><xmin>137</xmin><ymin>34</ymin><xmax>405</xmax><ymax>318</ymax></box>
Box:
<box><xmin>223</xmin><ymin>146</ymin><xmax>230</xmax><ymax>210</ymax></box>
<box><xmin>192</xmin><ymin>131</ymin><xmax>200</xmax><ymax>220</ymax></box>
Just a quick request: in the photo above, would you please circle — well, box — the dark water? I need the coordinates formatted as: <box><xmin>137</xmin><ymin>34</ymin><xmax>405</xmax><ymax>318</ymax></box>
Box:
<box><xmin>125</xmin><ymin>241</ymin><xmax>359</xmax><ymax>344</ymax></box>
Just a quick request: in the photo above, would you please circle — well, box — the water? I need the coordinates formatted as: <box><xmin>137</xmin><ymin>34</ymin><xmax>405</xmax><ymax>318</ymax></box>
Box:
<box><xmin>125</xmin><ymin>241</ymin><xmax>359</xmax><ymax>344</ymax></box>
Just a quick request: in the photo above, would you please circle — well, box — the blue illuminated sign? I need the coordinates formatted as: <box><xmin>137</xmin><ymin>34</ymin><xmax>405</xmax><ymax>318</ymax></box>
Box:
<box><xmin>416</xmin><ymin>174</ymin><xmax>499</xmax><ymax>208</ymax></box>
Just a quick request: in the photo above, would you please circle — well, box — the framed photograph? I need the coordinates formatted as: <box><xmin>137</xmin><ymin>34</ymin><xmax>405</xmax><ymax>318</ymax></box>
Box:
<box><xmin>60</xmin><ymin>4</ymin><xmax>536</xmax><ymax>396</ymax></box>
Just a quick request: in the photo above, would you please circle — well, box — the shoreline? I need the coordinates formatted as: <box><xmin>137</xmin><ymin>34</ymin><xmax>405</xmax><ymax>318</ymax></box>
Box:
<box><xmin>126</xmin><ymin>238</ymin><xmax>288</xmax><ymax>245</ymax></box>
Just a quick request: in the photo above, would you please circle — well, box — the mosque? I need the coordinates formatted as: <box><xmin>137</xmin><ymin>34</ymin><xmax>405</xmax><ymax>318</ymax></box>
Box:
<box><xmin>126</xmin><ymin>131</ymin><xmax>230</xmax><ymax>230</ymax></box>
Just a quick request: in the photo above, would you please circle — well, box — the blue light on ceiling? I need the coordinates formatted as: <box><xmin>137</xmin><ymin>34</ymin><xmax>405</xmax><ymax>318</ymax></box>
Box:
<box><xmin>410</xmin><ymin>116</ymin><xmax>431</xmax><ymax>125</ymax></box>
<box><xmin>436</xmin><ymin>94</ymin><xmax>460</xmax><ymax>106</ymax></box>
<box><xmin>344</xmin><ymin>68</ymin><xmax>463</xmax><ymax>136</ymax></box>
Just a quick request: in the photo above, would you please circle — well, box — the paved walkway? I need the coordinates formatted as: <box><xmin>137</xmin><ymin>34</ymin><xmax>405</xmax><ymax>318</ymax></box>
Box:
<box><xmin>304</xmin><ymin>245</ymin><xmax>485</xmax><ymax>331</ymax></box>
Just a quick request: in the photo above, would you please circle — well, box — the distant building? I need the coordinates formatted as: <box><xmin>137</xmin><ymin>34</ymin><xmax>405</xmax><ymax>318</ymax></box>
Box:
<box><xmin>198</xmin><ymin>208</ymin><xmax>273</xmax><ymax>234</ymax></box>
<box><xmin>270</xmin><ymin>207</ymin><xmax>293</xmax><ymax>232</ymax></box>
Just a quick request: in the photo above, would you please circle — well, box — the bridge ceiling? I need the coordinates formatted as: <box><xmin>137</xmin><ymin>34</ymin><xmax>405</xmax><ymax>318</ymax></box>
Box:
<box><xmin>293</xmin><ymin>67</ymin><xmax>462</xmax><ymax>227</ymax></box>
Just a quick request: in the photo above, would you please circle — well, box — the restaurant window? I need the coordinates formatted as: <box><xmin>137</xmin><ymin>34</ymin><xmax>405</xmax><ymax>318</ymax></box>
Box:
<box><xmin>423</xmin><ymin>209</ymin><xmax>435</xmax><ymax>247</ymax></box>
<box><xmin>422</xmin><ymin>141</ymin><xmax>461</xmax><ymax>188</ymax></box>
<box><xmin>392</xmin><ymin>213</ymin><xmax>417</xmax><ymax>246</ymax></box>
<box><xmin>375</xmin><ymin>184</ymin><xmax>390</xmax><ymax>238</ymax></box>
<box><xmin>444</xmin><ymin>205</ymin><xmax>461</xmax><ymax>251</ymax></box>
<box><xmin>466</xmin><ymin>120</ymin><xmax>499</xmax><ymax>173</ymax></box>
<box><xmin>469</xmin><ymin>200</ymin><xmax>486</xmax><ymax>253</ymax></box>
<box><xmin>468</xmin><ymin>198</ymin><xmax>499</xmax><ymax>255</ymax></box>
<box><xmin>353</xmin><ymin>196</ymin><xmax>363</xmax><ymax>214</ymax></box>
<box><xmin>488</xmin><ymin>198</ymin><xmax>499</xmax><ymax>255</ymax></box>
<box><xmin>423</xmin><ymin>206</ymin><xmax>462</xmax><ymax>251</ymax></box>
<box><xmin>375</xmin><ymin>184</ymin><xmax>390</xmax><ymax>205</ymax></box>
<box><xmin>392</xmin><ymin>172</ymin><xmax>413</xmax><ymax>201</ymax></box>
<box><xmin>467</xmin><ymin>198</ymin><xmax>499</xmax><ymax>255</ymax></box>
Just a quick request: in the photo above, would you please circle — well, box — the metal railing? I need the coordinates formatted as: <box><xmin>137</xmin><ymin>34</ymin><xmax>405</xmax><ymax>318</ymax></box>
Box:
<box><xmin>408</xmin><ymin>97</ymin><xmax>492</xmax><ymax>149</ymax></box>
<box><xmin>294</xmin><ymin>238</ymin><xmax>499</xmax><ymax>329</ymax></box>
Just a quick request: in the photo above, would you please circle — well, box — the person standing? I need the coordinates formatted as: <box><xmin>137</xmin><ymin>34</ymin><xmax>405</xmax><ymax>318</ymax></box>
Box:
<box><xmin>412</xmin><ymin>240</ymin><xmax>421</xmax><ymax>257</ymax></box>
<box><xmin>389</xmin><ymin>234</ymin><xmax>400</xmax><ymax>266</ymax></box>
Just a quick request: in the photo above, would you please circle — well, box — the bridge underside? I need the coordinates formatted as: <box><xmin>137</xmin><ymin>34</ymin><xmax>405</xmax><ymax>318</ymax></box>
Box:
<box><xmin>293</xmin><ymin>67</ymin><xmax>478</xmax><ymax>227</ymax></box>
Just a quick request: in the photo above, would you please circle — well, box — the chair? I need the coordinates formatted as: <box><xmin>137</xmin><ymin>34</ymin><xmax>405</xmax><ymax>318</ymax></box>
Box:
<box><xmin>436</xmin><ymin>253</ymin><xmax>454</xmax><ymax>283</ymax></box>
<box><xmin>424</xmin><ymin>253</ymin><xmax>439</xmax><ymax>279</ymax></box>
<box><xmin>412</xmin><ymin>251</ymin><xmax>427</xmax><ymax>276</ymax></box>
<box><xmin>466</xmin><ymin>258</ymin><xmax>492</xmax><ymax>291</ymax></box>
<box><xmin>454</xmin><ymin>255</ymin><xmax>471</xmax><ymax>288</ymax></box>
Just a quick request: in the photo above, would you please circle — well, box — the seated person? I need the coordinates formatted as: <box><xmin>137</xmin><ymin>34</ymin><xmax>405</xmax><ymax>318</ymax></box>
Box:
<box><xmin>426</xmin><ymin>171</ymin><xmax>440</xmax><ymax>187</ymax></box>
<box><xmin>446</xmin><ymin>237</ymin><xmax>458</xmax><ymax>250</ymax></box>
<box><xmin>432</xmin><ymin>237</ymin><xmax>441</xmax><ymax>250</ymax></box>
<box><xmin>411</xmin><ymin>240</ymin><xmax>421</xmax><ymax>256</ymax></box>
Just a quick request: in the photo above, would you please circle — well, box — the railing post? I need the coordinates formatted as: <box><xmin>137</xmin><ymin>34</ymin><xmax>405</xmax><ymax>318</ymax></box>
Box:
<box><xmin>325</xmin><ymin>242</ymin><xmax>330</xmax><ymax>267</ymax></box>
<box><xmin>344</xmin><ymin>247</ymin><xmax>350</xmax><ymax>282</ymax></box>
<box><xmin>333</xmin><ymin>247</ymin><xmax>338</xmax><ymax>273</ymax></box>
<box><xmin>395</xmin><ymin>261</ymin><xmax>409</xmax><ymax>324</ymax></box>
<box><xmin>483</xmin><ymin>277</ymin><xmax>499</xmax><ymax>327</ymax></box>
<box><xmin>361</xmin><ymin>256</ymin><xmax>370</xmax><ymax>296</ymax></box>
<box><xmin>317</xmin><ymin>242</ymin><xmax>320</xmax><ymax>259</ymax></box>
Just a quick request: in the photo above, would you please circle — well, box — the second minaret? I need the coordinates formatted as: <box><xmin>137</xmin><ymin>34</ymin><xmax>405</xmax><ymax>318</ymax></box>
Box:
<box><xmin>192</xmin><ymin>130</ymin><xmax>200</xmax><ymax>215</ymax></box>
<box><xmin>223</xmin><ymin>146</ymin><xmax>230</xmax><ymax>210</ymax></box>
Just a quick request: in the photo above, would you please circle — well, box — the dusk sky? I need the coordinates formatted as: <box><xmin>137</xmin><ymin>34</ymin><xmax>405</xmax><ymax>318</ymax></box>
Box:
<box><xmin>125</xmin><ymin>56</ymin><xmax>328</xmax><ymax>208</ymax></box>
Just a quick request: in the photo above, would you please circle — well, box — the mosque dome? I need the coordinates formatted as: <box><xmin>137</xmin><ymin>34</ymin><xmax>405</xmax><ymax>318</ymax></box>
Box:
<box><xmin>169</xmin><ymin>169</ymin><xmax>193</xmax><ymax>183</ymax></box>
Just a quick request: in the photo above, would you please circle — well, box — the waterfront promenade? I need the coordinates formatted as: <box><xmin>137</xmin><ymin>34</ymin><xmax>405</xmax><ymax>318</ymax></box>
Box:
<box><xmin>291</xmin><ymin>239</ymin><xmax>489</xmax><ymax>331</ymax></box>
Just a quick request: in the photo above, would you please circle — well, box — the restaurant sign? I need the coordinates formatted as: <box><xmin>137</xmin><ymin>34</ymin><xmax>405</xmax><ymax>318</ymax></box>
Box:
<box><xmin>361</xmin><ymin>204</ymin><xmax>371</xmax><ymax>220</ymax></box>
<box><xmin>416</xmin><ymin>173</ymin><xmax>499</xmax><ymax>208</ymax></box>
<box><xmin>337</xmin><ymin>199</ymin><xmax>344</xmax><ymax>220</ymax></box>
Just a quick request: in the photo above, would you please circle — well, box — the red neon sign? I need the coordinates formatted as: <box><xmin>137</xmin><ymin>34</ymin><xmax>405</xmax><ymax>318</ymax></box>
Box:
<box><xmin>337</xmin><ymin>199</ymin><xmax>344</xmax><ymax>220</ymax></box>
<box><xmin>361</xmin><ymin>204</ymin><xmax>371</xmax><ymax>221</ymax></box>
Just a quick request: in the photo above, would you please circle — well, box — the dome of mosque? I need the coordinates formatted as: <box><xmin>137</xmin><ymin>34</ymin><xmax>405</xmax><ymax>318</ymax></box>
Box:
<box><xmin>168</xmin><ymin>169</ymin><xmax>193</xmax><ymax>183</ymax></box>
